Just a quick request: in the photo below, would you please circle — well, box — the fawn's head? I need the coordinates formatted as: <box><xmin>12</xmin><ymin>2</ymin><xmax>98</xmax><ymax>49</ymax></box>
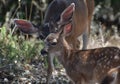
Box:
<box><xmin>41</xmin><ymin>3</ymin><xmax>75</xmax><ymax>55</ymax></box>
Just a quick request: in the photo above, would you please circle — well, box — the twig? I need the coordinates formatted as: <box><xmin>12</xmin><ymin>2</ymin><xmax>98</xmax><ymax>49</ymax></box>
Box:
<box><xmin>32</xmin><ymin>0</ymin><xmax>47</xmax><ymax>11</ymax></box>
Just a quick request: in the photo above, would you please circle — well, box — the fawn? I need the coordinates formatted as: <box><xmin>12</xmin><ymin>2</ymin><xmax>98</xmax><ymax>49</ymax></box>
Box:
<box><xmin>41</xmin><ymin>6</ymin><xmax>120</xmax><ymax>83</ymax></box>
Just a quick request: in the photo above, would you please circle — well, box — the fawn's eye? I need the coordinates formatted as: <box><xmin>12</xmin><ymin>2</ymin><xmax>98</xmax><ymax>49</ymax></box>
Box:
<box><xmin>51</xmin><ymin>39</ymin><xmax>57</xmax><ymax>46</ymax></box>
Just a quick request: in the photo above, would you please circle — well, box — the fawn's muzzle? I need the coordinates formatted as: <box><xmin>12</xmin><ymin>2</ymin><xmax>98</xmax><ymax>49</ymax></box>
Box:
<box><xmin>41</xmin><ymin>48</ymin><xmax>48</xmax><ymax>56</ymax></box>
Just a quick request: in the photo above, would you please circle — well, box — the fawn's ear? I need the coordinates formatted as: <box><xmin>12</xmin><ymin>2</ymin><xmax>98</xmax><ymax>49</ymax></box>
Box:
<box><xmin>14</xmin><ymin>19</ymin><xmax>39</xmax><ymax>34</ymax></box>
<box><xmin>63</xmin><ymin>23</ymin><xmax>72</xmax><ymax>36</ymax></box>
<box><xmin>60</xmin><ymin>3</ymin><xmax>75</xmax><ymax>36</ymax></box>
<box><xmin>60</xmin><ymin>3</ymin><xmax>75</xmax><ymax>23</ymax></box>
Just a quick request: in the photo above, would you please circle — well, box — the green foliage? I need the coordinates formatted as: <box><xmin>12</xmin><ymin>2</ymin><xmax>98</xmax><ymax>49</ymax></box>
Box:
<box><xmin>0</xmin><ymin>26</ymin><xmax>43</xmax><ymax>65</ymax></box>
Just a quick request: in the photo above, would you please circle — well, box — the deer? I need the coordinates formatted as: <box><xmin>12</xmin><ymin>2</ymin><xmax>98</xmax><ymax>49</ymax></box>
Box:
<box><xmin>41</xmin><ymin>3</ymin><xmax>120</xmax><ymax>83</ymax></box>
<box><xmin>14</xmin><ymin>0</ymin><xmax>94</xmax><ymax>83</ymax></box>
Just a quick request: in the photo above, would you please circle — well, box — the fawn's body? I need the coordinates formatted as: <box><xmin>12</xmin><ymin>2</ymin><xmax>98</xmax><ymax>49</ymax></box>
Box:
<box><xmin>53</xmin><ymin>46</ymin><xmax>120</xmax><ymax>83</ymax></box>
<box><xmin>42</xmin><ymin>3</ymin><xmax>120</xmax><ymax>83</ymax></box>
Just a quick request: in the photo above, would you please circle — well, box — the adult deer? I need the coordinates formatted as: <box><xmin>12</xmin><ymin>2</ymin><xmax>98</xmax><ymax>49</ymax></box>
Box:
<box><xmin>14</xmin><ymin>0</ymin><xmax>94</xmax><ymax>83</ymax></box>
<box><xmin>41</xmin><ymin>5</ymin><xmax>120</xmax><ymax>83</ymax></box>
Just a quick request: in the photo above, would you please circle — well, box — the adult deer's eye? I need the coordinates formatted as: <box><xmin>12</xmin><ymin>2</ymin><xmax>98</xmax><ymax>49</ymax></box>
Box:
<box><xmin>55</xmin><ymin>27</ymin><xmax>58</xmax><ymax>32</ymax></box>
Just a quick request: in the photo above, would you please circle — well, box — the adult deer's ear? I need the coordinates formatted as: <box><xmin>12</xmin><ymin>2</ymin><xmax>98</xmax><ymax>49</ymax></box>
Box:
<box><xmin>60</xmin><ymin>3</ymin><xmax>75</xmax><ymax>23</ymax></box>
<box><xmin>14</xmin><ymin>19</ymin><xmax>39</xmax><ymax>34</ymax></box>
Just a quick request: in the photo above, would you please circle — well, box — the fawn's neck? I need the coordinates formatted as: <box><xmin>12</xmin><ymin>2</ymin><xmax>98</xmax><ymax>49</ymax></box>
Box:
<box><xmin>56</xmin><ymin>36</ymin><xmax>74</xmax><ymax>66</ymax></box>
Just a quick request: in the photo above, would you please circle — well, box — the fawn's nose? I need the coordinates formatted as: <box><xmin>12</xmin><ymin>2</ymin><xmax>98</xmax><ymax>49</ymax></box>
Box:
<box><xmin>41</xmin><ymin>49</ymin><xmax>48</xmax><ymax>56</ymax></box>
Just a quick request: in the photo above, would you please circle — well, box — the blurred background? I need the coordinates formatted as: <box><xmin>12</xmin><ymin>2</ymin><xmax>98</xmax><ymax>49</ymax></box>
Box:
<box><xmin>0</xmin><ymin>0</ymin><xmax>120</xmax><ymax>83</ymax></box>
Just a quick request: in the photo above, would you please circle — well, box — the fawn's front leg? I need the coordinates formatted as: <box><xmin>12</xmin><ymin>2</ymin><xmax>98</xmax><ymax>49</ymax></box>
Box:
<box><xmin>46</xmin><ymin>54</ymin><xmax>55</xmax><ymax>84</ymax></box>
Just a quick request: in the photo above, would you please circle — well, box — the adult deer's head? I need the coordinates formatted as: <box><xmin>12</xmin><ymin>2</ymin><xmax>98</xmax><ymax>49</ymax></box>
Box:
<box><xmin>14</xmin><ymin>3</ymin><xmax>75</xmax><ymax>41</ymax></box>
